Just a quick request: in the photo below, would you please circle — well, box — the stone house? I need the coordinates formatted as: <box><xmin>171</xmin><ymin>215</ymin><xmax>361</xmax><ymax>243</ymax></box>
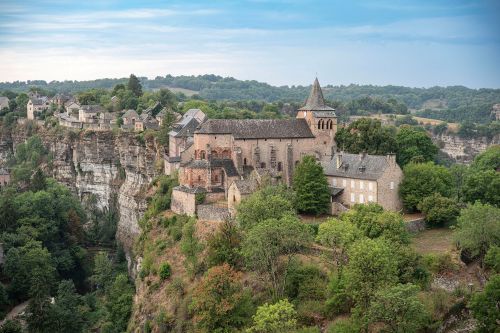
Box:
<box><xmin>164</xmin><ymin>109</ymin><xmax>207</xmax><ymax>175</ymax></box>
<box><xmin>0</xmin><ymin>97</ymin><xmax>9</xmax><ymax>110</ymax></box>
<box><xmin>172</xmin><ymin>78</ymin><xmax>338</xmax><ymax>216</ymax></box>
<box><xmin>121</xmin><ymin>109</ymin><xmax>139</xmax><ymax>130</ymax></box>
<box><xmin>0</xmin><ymin>168</ymin><xmax>10</xmax><ymax>187</ymax></box>
<box><xmin>27</xmin><ymin>96</ymin><xmax>50</xmax><ymax>120</ymax></box>
<box><xmin>135</xmin><ymin>112</ymin><xmax>159</xmax><ymax>132</ymax></box>
<box><xmin>322</xmin><ymin>152</ymin><xmax>403</xmax><ymax>212</ymax></box>
<box><xmin>78</xmin><ymin>105</ymin><xmax>102</xmax><ymax>123</ymax></box>
<box><xmin>65</xmin><ymin>101</ymin><xmax>81</xmax><ymax>115</ymax></box>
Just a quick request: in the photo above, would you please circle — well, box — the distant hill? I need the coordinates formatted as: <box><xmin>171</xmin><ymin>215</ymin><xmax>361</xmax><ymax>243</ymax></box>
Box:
<box><xmin>1</xmin><ymin>74</ymin><xmax>499</xmax><ymax>123</ymax></box>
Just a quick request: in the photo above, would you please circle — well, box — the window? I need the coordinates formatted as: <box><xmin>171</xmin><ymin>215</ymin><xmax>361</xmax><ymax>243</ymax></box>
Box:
<box><xmin>233</xmin><ymin>195</ymin><xmax>236</xmax><ymax>202</ymax></box>
<box><xmin>360</xmin><ymin>181</ymin><xmax>364</xmax><ymax>190</ymax></box>
<box><xmin>351</xmin><ymin>193</ymin><xmax>355</xmax><ymax>202</ymax></box>
<box><xmin>342</xmin><ymin>179</ymin><xmax>346</xmax><ymax>187</ymax></box>
<box><xmin>351</xmin><ymin>180</ymin><xmax>355</xmax><ymax>189</ymax></box>
<box><xmin>368</xmin><ymin>195</ymin><xmax>374</xmax><ymax>202</ymax></box>
<box><xmin>390</xmin><ymin>181</ymin><xmax>394</xmax><ymax>190</ymax></box>
<box><xmin>261</xmin><ymin>162</ymin><xmax>266</xmax><ymax>168</ymax></box>
<box><xmin>359</xmin><ymin>194</ymin><xmax>365</xmax><ymax>203</ymax></box>
<box><xmin>332</xmin><ymin>178</ymin><xmax>337</xmax><ymax>186</ymax></box>
<box><xmin>369</xmin><ymin>182</ymin><xmax>373</xmax><ymax>191</ymax></box>
<box><xmin>214</xmin><ymin>175</ymin><xmax>219</xmax><ymax>182</ymax></box>
<box><xmin>277</xmin><ymin>162</ymin><xmax>282</xmax><ymax>172</ymax></box>
<box><xmin>197</xmin><ymin>175</ymin><xmax>201</xmax><ymax>182</ymax></box>
<box><xmin>200</xmin><ymin>151</ymin><xmax>206</xmax><ymax>159</ymax></box>
<box><xmin>243</xmin><ymin>158</ymin><xmax>247</xmax><ymax>166</ymax></box>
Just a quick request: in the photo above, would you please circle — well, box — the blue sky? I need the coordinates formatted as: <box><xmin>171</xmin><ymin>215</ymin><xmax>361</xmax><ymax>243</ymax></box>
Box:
<box><xmin>0</xmin><ymin>0</ymin><xmax>499</xmax><ymax>88</ymax></box>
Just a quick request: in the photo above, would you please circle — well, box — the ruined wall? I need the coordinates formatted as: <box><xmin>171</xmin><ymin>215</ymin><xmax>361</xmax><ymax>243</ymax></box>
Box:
<box><xmin>196</xmin><ymin>204</ymin><xmax>230</xmax><ymax>222</ymax></box>
<box><xmin>0</xmin><ymin>124</ymin><xmax>162</xmax><ymax>274</ymax></box>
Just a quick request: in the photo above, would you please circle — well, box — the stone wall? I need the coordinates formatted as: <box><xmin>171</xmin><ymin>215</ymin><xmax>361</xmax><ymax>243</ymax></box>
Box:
<box><xmin>405</xmin><ymin>217</ymin><xmax>426</xmax><ymax>233</ymax></box>
<box><xmin>197</xmin><ymin>204</ymin><xmax>230</xmax><ymax>222</ymax></box>
<box><xmin>171</xmin><ymin>188</ymin><xmax>196</xmax><ymax>216</ymax></box>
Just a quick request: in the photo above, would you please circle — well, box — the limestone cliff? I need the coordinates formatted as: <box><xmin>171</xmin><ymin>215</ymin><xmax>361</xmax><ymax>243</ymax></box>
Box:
<box><xmin>0</xmin><ymin>123</ymin><xmax>163</xmax><ymax>274</ymax></box>
<box><xmin>433</xmin><ymin>133</ymin><xmax>499</xmax><ymax>164</ymax></box>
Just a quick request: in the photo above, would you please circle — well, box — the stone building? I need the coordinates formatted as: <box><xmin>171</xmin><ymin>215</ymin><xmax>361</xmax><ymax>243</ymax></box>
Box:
<box><xmin>322</xmin><ymin>152</ymin><xmax>403</xmax><ymax>212</ymax></box>
<box><xmin>0</xmin><ymin>97</ymin><xmax>9</xmax><ymax>110</ymax></box>
<box><xmin>27</xmin><ymin>96</ymin><xmax>50</xmax><ymax>120</ymax></box>
<box><xmin>79</xmin><ymin>105</ymin><xmax>103</xmax><ymax>123</ymax></box>
<box><xmin>164</xmin><ymin>109</ymin><xmax>207</xmax><ymax>175</ymax></box>
<box><xmin>172</xmin><ymin>78</ymin><xmax>338</xmax><ymax>216</ymax></box>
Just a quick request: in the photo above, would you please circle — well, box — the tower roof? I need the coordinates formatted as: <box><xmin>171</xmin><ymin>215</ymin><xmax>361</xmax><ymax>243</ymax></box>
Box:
<box><xmin>299</xmin><ymin>78</ymin><xmax>335</xmax><ymax>112</ymax></box>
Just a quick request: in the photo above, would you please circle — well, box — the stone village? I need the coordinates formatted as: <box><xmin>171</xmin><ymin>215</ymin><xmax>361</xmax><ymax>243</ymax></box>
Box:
<box><xmin>13</xmin><ymin>79</ymin><xmax>404</xmax><ymax>220</ymax></box>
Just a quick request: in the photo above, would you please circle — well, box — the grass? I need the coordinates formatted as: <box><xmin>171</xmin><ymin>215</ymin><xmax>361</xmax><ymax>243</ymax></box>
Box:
<box><xmin>411</xmin><ymin>228</ymin><xmax>456</xmax><ymax>255</ymax></box>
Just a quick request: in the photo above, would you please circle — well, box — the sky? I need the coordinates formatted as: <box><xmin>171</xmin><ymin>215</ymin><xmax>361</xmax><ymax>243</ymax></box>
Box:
<box><xmin>0</xmin><ymin>0</ymin><xmax>499</xmax><ymax>88</ymax></box>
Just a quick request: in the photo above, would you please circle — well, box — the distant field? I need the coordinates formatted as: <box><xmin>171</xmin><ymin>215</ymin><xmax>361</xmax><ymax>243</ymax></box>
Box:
<box><xmin>411</xmin><ymin>228</ymin><xmax>456</xmax><ymax>255</ymax></box>
<box><xmin>412</xmin><ymin>116</ymin><xmax>460</xmax><ymax>132</ymax></box>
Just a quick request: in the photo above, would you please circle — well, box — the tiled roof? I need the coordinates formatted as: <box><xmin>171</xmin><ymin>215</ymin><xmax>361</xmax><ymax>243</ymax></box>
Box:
<box><xmin>329</xmin><ymin>186</ymin><xmax>344</xmax><ymax>196</ymax></box>
<box><xmin>211</xmin><ymin>159</ymin><xmax>239</xmax><ymax>177</ymax></box>
<box><xmin>232</xmin><ymin>179</ymin><xmax>255</xmax><ymax>194</ymax></box>
<box><xmin>195</xmin><ymin>119</ymin><xmax>314</xmax><ymax>139</ymax></box>
<box><xmin>298</xmin><ymin>78</ymin><xmax>335</xmax><ymax>112</ymax></box>
<box><xmin>170</xmin><ymin>117</ymin><xmax>201</xmax><ymax>138</ymax></box>
<box><xmin>174</xmin><ymin>185</ymin><xmax>207</xmax><ymax>194</ymax></box>
<box><xmin>313</xmin><ymin>111</ymin><xmax>336</xmax><ymax>118</ymax></box>
<box><xmin>122</xmin><ymin>109</ymin><xmax>139</xmax><ymax>118</ymax></box>
<box><xmin>322</xmin><ymin>152</ymin><xmax>395</xmax><ymax>180</ymax></box>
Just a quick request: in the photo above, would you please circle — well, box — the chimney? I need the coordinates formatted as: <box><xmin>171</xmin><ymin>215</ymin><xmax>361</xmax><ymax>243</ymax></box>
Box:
<box><xmin>386</xmin><ymin>153</ymin><xmax>396</xmax><ymax>167</ymax></box>
<box><xmin>336</xmin><ymin>152</ymin><xmax>343</xmax><ymax>169</ymax></box>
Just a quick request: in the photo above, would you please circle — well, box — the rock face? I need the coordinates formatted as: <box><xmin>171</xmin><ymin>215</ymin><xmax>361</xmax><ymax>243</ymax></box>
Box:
<box><xmin>433</xmin><ymin>133</ymin><xmax>499</xmax><ymax>164</ymax></box>
<box><xmin>1</xmin><ymin>125</ymin><xmax>162</xmax><ymax>275</ymax></box>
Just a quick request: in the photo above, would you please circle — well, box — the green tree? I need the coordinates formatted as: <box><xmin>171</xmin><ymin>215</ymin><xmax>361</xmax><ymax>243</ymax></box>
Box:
<box><xmin>51</xmin><ymin>280</ymin><xmax>85</xmax><ymax>333</ymax></box>
<box><xmin>469</xmin><ymin>275</ymin><xmax>500</xmax><ymax>333</ymax></box>
<box><xmin>316</xmin><ymin>218</ymin><xmax>362</xmax><ymax>276</ymax></box>
<box><xmin>462</xmin><ymin>169</ymin><xmax>500</xmax><ymax>206</ymax></box>
<box><xmin>334</xmin><ymin>118</ymin><xmax>397</xmax><ymax>155</ymax></box>
<box><xmin>454</xmin><ymin>202</ymin><xmax>500</xmax><ymax>259</ymax></box>
<box><xmin>395</xmin><ymin>126</ymin><xmax>438</xmax><ymax>166</ymax></box>
<box><xmin>242</xmin><ymin>215</ymin><xmax>313</xmax><ymax>300</ymax></box>
<box><xmin>247</xmin><ymin>299</ymin><xmax>298</xmax><ymax>333</ymax></box>
<box><xmin>30</xmin><ymin>168</ymin><xmax>47</xmax><ymax>192</ymax></box>
<box><xmin>90</xmin><ymin>251</ymin><xmax>114</xmax><ymax>293</ymax></box>
<box><xmin>237</xmin><ymin>186</ymin><xmax>295</xmax><ymax>230</ymax></box>
<box><xmin>471</xmin><ymin>145</ymin><xmax>500</xmax><ymax>171</ymax></box>
<box><xmin>190</xmin><ymin>264</ymin><xmax>253</xmax><ymax>333</ymax></box>
<box><xmin>484</xmin><ymin>246</ymin><xmax>500</xmax><ymax>273</ymax></box>
<box><xmin>0</xmin><ymin>320</ymin><xmax>22</xmax><ymax>333</ymax></box>
<box><xmin>206</xmin><ymin>220</ymin><xmax>243</xmax><ymax>269</ymax></box>
<box><xmin>417</xmin><ymin>193</ymin><xmax>460</xmax><ymax>227</ymax></box>
<box><xmin>104</xmin><ymin>274</ymin><xmax>134</xmax><ymax>333</ymax></box>
<box><xmin>399</xmin><ymin>162</ymin><xmax>453</xmax><ymax>212</ymax></box>
<box><xmin>127</xmin><ymin>74</ymin><xmax>143</xmax><ymax>97</ymax></box>
<box><xmin>366</xmin><ymin>284</ymin><xmax>428</xmax><ymax>333</ymax></box>
<box><xmin>293</xmin><ymin>156</ymin><xmax>330</xmax><ymax>215</ymax></box>
<box><xmin>345</xmin><ymin>238</ymin><xmax>398</xmax><ymax>310</ymax></box>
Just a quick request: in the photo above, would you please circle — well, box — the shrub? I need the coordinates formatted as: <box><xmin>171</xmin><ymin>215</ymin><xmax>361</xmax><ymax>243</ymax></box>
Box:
<box><xmin>206</xmin><ymin>220</ymin><xmax>243</xmax><ymax>269</ymax></box>
<box><xmin>470</xmin><ymin>275</ymin><xmax>500</xmax><ymax>333</ymax></box>
<box><xmin>418</xmin><ymin>193</ymin><xmax>459</xmax><ymax>227</ymax></box>
<box><xmin>159</xmin><ymin>262</ymin><xmax>172</xmax><ymax>280</ymax></box>
<box><xmin>327</xmin><ymin>318</ymin><xmax>360</xmax><ymax>333</ymax></box>
<box><xmin>422</xmin><ymin>253</ymin><xmax>459</xmax><ymax>274</ymax></box>
<box><xmin>325</xmin><ymin>274</ymin><xmax>352</xmax><ymax>316</ymax></box>
<box><xmin>248</xmin><ymin>299</ymin><xmax>298</xmax><ymax>333</ymax></box>
<box><xmin>484</xmin><ymin>246</ymin><xmax>500</xmax><ymax>272</ymax></box>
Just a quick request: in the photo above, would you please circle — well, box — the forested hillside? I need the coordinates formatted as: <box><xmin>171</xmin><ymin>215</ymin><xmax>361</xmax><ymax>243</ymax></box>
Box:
<box><xmin>1</xmin><ymin>75</ymin><xmax>499</xmax><ymax>123</ymax></box>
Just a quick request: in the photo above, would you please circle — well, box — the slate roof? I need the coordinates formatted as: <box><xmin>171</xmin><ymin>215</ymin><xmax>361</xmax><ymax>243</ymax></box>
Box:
<box><xmin>170</xmin><ymin>117</ymin><xmax>200</xmax><ymax>138</ymax></box>
<box><xmin>182</xmin><ymin>158</ymin><xmax>239</xmax><ymax>177</ymax></box>
<box><xmin>30</xmin><ymin>97</ymin><xmax>49</xmax><ymax>106</ymax></box>
<box><xmin>232</xmin><ymin>179</ymin><xmax>255</xmax><ymax>195</ymax></box>
<box><xmin>322</xmin><ymin>152</ymin><xmax>393</xmax><ymax>180</ymax></box>
<box><xmin>122</xmin><ymin>109</ymin><xmax>139</xmax><ymax>119</ymax></box>
<box><xmin>195</xmin><ymin>119</ymin><xmax>314</xmax><ymax>139</ymax></box>
<box><xmin>298</xmin><ymin>78</ymin><xmax>336</xmax><ymax>112</ymax></box>
<box><xmin>329</xmin><ymin>186</ymin><xmax>344</xmax><ymax>196</ymax></box>
<box><xmin>80</xmin><ymin>105</ymin><xmax>102</xmax><ymax>113</ymax></box>
<box><xmin>174</xmin><ymin>185</ymin><xmax>207</xmax><ymax>194</ymax></box>
<box><xmin>313</xmin><ymin>111</ymin><xmax>337</xmax><ymax>118</ymax></box>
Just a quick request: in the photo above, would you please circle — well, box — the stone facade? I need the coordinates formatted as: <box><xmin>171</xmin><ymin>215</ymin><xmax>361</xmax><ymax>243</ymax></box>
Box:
<box><xmin>27</xmin><ymin>96</ymin><xmax>50</xmax><ymax>120</ymax></box>
<box><xmin>323</xmin><ymin>152</ymin><xmax>403</xmax><ymax>212</ymax></box>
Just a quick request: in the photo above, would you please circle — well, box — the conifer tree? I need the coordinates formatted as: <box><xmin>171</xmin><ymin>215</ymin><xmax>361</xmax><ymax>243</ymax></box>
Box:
<box><xmin>293</xmin><ymin>155</ymin><xmax>330</xmax><ymax>215</ymax></box>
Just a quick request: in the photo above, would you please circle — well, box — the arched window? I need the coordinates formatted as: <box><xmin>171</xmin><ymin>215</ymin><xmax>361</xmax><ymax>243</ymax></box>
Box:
<box><xmin>322</xmin><ymin>120</ymin><xmax>325</xmax><ymax>129</ymax></box>
<box><xmin>243</xmin><ymin>158</ymin><xmax>247</xmax><ymax>166</ymax></box>
<box><xmin>327</xmin><ymin>119</ymin><xmax>332</xmax><ymax>129</ymax></box>
<box><xmin>295</xmin><ymin>160</ymin><xmax>299</xmax><ymax>166</ymax></box>
<box><xmin>317</xmin><ymin>119</ymin><xmax>323</xmax><ymax>129</ymax></box>
<box><xmin>222</xmin><ymin>150</ymin><xmax>231</xmax><ymax>159</ymax></box>
<box><xmin>212</xmin><ymin>151</ymin><xmax>218</xmax><ymax>158</ymax></box>
<box><xmin>200</xmin><ymin>150</ymin><xmax>206</xmax><ymax>159</ymax></box>
<box><xmin>214</xmin><ymin>175</ymin><xmax>219</xmax><ymax>182</ymax></box>
<box><xmin>233</xmin><ymin>195</ymin><xmax>236</xmax><ymax>202</ymax></box>
<box><xmin>277</xmin><ymin>162</ymin><xmax>282</xmax><ymax>172</ymax></box>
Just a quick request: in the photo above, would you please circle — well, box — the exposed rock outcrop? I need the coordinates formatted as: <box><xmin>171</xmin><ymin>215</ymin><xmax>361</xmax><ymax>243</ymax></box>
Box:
<box><xmin>433</xmin><ymin>133</ymin><xmax>499</xmax><ymax>164</ymax></box>
<box><xmin>0</xmin><ymin>124</ymin><xmax>163</xmax><ymax>275</ymax></box>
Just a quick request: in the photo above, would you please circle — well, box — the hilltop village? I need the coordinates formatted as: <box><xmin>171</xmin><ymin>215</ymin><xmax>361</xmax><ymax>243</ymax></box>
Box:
<box><xmin>13</xmin><ymin>79</ymin><xmax>405</xmax><ymax>220</ymax></box>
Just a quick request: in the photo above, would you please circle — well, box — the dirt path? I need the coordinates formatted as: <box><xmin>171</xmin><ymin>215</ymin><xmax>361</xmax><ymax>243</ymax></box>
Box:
<box><xmin>1</xmin><ymin>300</ymin><xmax>28</xmax><ymax>325</ymax></box>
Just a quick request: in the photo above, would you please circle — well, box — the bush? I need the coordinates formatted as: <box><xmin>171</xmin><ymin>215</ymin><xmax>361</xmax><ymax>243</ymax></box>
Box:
<box><xmin>484</xmin><ymin>246</ymin><xmax>500</xmax><ymax>273</ymax></box>
<box><xmin>327</xmin><ymin>318</ymin><xmax>360</xmax><ymax>333</ymax></box>
<box><xmin>418</xmin><ymin>193</ymin><xmax>460</xmax><ymax>227</ymax></box>
<box><xmin>159</xmin><ymin>262</ymin><xmax>172</xmax><ymax>280</ymax></box>
<box><xmin>422</xmin><ymin>253</ymin><xmax>459</xmax><ymax>274</ymax></box>
<box><xmin>325</xmin><ymin>275</ymin><xmax>352</xmax><ymax>316</ymax></box>
<box><xmin>470</xmin><ymin>275</ymin><xmax>500</xmax><ymax>332</ymax></box>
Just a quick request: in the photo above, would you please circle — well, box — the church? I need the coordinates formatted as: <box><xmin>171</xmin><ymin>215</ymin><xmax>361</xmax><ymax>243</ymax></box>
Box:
<box><xmin>171</xmin><ymin>78</ymin><xmax>339</xmax><ymax>216</ymax></box>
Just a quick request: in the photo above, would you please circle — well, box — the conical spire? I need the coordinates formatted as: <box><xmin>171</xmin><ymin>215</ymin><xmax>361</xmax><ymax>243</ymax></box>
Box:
<box><xmin>299</xmin><ymin>78</ymin><xmax>335</xmax><ymax>111</ymax></box>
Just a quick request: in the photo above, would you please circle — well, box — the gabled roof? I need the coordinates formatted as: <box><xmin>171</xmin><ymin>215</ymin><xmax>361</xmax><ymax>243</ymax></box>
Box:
<box><xmin>170</xmin><ymin>117</ymin><xmax>201</xmax><ymax>138</ymax></box>
<box><xmin>231</xmin><ymin>179</ymin><xmax>256</xmax><ymax>195</ymax></box>
<box><xmin>322</xmin><ymin>152</ymin><xmax>396</xmax><ymax>180</ymax></box>
<box><xmin>122</xmin><ymin>109</ymin><xmax>139</xmax><ymax>118</ymax></box>
<box><xmin>299</xmin><ymin>78</ymin><xmax>336</xmax><ymax>112</ymax></box>
<box><xmin>29</xmin><ymin>97</ymin><xmax>49</xmax><ymax>106</ymax></box>
<box><xmin>195</xmin><ymin>119</ymin><xmax>314</xmax><ymax>139</ymax></box>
